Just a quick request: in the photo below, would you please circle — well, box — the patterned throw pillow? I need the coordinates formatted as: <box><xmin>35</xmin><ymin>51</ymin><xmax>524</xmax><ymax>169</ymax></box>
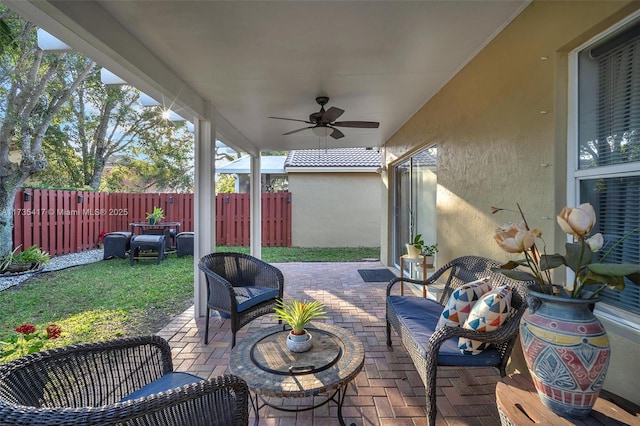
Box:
<box><xmin>458</xmin><ymin>285</ymin><xmax>512</xmax><ymax>355</ymax></box>
<box><xmin>435</xmin><ymin>277</ymin><xmax>492</xmax><ymax>330</ymax></box>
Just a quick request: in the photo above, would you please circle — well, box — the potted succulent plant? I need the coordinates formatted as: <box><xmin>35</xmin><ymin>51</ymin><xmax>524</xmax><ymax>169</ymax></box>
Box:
<box><xmin>145</xmin><ymin>207</ymin><xmax>165</xmax><ymax>225</ymax></box>
<box><xmin>274</xmin><ymin>299</ymin><xmax>327</xmax><ymax>352</ymax></box>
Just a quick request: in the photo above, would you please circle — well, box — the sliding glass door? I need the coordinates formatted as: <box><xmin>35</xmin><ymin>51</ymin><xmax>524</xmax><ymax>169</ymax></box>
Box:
<box><xmin>393</xmin><ymin>147</ymin><xmax>438</xmax><ymax>269</ymax></box>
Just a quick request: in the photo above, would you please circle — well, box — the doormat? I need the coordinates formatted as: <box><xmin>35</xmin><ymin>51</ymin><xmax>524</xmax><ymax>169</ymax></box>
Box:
<box><xmin>357</xmin><ymin>269</ymin><xmax>396</xmax><ymax>282</ymax></box>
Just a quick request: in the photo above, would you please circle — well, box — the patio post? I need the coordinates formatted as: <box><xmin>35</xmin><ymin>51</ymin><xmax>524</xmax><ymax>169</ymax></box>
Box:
<box><xmin>193</xmin><ymin>106</ymin><xmax>216</xmax><ymax>318</ymax></box>
<box><xmin>250</xmin><ymin>154</ymin><xmax>262</xmax><ymax>259</ymax></box>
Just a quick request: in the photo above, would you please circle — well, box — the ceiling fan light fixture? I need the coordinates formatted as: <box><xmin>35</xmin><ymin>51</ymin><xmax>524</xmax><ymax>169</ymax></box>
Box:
<box><xmin>312</xmin><ymin>126</ymin><xmax>333</xmax><ymax>137</ymax></box>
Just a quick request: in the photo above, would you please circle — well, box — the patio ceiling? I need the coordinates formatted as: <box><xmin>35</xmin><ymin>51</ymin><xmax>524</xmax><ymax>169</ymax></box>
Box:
<box><xmin>7</xmin><ymin>0</ymin><xmax>529</xmax><ymax>155</ymax></box>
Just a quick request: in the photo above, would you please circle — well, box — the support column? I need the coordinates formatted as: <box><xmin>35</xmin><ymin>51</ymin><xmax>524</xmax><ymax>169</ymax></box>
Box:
<box><xmin>250</xmin><ymin>154</ymin><xmax>262</xmax><ymax>259</ymax></box>
<box><xmin>193</xmin><ymin>104</ymin><xmax>215</xmax><ymax>318</ymax></box>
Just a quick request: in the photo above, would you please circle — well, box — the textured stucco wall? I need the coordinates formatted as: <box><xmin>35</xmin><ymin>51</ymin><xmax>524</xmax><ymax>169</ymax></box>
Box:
<box><xmin>385</xmin><ymin>0</ymin><xmax>638</xmax><ymax>266</ymax></box>
<box><xmin>289</xmin><ymin>172</ymin><xmax>382</xmax><ymax>247</ymax></box>
<box><xmin>382</xmin><ymin>0</ymin><xmax>640</xmax><ymax>404</ymax></box>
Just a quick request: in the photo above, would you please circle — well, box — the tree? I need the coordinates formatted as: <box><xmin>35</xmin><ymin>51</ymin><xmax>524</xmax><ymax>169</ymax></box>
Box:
<box><xmin>110</xmin><ymin>116</ymin><xmax>195</xmax><ymax>192</ymax></box>
<box><xmin>215</xmin><ymin>174</ymin><xmax>236</xmax><ymax>194</ymax></box>
<box><xmin>33</xmin><ymin>68</ymin><xmax>168</xmax><ymax>190</ymax></box>
<box><xmin>0</xmin><ymin>9</ymin><xmax>95</xmax><ymax>256</ymax></box>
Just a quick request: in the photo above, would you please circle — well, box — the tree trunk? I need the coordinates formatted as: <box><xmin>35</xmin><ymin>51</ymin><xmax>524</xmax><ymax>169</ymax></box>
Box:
<box><xmin>0</xmin><ymin>14</ymin><xmax>95</xmax><ymax>256</ymax></box>
<box><xmin>0</xmin><ymin>166</ymin><xmax>25</xmax><ymax>257</ymax></box>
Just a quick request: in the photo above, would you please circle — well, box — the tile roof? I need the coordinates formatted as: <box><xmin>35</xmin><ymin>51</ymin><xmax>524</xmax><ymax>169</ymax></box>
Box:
<box><xmin>285</xmin><ymin>147</ymin><xmax>381</xmax><ymax>168</ymax></box>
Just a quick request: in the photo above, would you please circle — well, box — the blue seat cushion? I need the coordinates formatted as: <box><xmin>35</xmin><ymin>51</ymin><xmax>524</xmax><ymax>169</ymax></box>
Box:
<box><xmin>216</xmin><ymin>286</ymin><xmax>279</xmax><ymax>318</ymax></box>
<box><xmin>387</xmin><ymin>295</ymin><xmax>501</xmax><ymax>366</ymax></box>
<box><xmin>235</xmin><ymin>286</ymin><xmax>279</xmax><ymax>312</ymax></box>
<box><xmin>120</xmin><ymin>372</ymin><xmax>204</xmax><ymax>401</ymax></box>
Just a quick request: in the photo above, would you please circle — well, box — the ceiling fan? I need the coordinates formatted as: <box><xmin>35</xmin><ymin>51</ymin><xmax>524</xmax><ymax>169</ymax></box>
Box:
<box><xmin>269</xmin><ymin>96</ymin><xmax>379</xmax><ymax>139</ymax></box>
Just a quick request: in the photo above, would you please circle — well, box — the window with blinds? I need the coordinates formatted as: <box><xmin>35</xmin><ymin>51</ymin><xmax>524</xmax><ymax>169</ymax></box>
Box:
<box><xmin>580</xmin><ymin>177</ymin><xmax>640</xmax><ymax>313</ymax></box>
<box><xmin>577</xmin><ymin>21</ymin><xmax>640</xmax><ymax>314</ymax></box>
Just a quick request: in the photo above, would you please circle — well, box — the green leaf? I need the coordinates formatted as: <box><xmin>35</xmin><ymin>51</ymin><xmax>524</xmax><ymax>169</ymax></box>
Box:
<box><xmin>539</xmin><ymin>254</ymin><xmax>565</xmax><ymax>270</ymax></box>
<box><xmin>494</xmin><ymin>261</ymin><xmax>522</xmax><ymax>271</ymax></box>
<box><xmin>564</xmin><ymin>242</ymin><xmax>592</xmax><ymax>273</ymax></box>
<box><xmin>626</xmin><ymin>272</ymin><xmax>640</xmax><ymax>286</ymax></box>
<box><xmin>492</xmin><ymin>268</ymin><xmax>538</xmax><ymax>282</ymax></box>
<box><xmin>587</xmin><ymin>263</ymin><xmax>640</xmax><ymax>277</ymax></box>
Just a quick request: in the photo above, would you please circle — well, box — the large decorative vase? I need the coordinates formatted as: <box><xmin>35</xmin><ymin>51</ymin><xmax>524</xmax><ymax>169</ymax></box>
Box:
<box><xmin>286</xmin><ymin>330</ymin><xmax>313</xmax><ymax>352</ymax></box>
<box><xmin>519</xmin><ymin>286</ymin><xmax>610</xmax><ymax>420</ymax></box>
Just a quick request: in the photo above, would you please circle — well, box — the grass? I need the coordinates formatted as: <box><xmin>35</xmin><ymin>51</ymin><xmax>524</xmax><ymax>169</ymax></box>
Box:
<box><xmin>0</xmin><ymin>246</ymin><xmax>379</xmax><ymax>361</ymax></box>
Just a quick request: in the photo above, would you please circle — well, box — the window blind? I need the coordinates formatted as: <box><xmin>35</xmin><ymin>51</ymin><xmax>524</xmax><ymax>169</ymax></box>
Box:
<box><xmin>579</xmin><ymin>25</ymin><xmax>640</xmax><ymax>169</ymax></box>
<box><xmin>581</xmin><ymin>177</ymin><xmax>640</xmax><ymax>313</ymax></box>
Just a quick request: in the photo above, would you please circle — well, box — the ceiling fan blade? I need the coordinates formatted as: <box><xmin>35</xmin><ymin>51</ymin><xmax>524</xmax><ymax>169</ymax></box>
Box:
<box><xmin>269</xmin><ymin>116</ymin><xmax>313</xmax><ymax>124</ymax></box>
<box><xmin>321</xmin><ymin>107</ymin><xmax>344</xmax><ymax>123</ymax></box>
<box><xmin>282</xmin><ymin>126</ymin><xmax>314</xmax><ymax>135</ymax></box>
<box><xmin>332</xmin><ymin>121</ymin><xmax>380</xmax><ymax>128</ymax></box>
<box><xmin>330</xmin><ymin>127</ymin><xmax>345</xmax><ymax>139</ymax></box>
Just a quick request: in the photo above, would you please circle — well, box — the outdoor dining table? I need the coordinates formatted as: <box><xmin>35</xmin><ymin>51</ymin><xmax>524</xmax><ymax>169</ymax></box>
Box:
<box><xmin>130</xmin><ymin>221</ymin><xmax>180</xmax><ymax>236</ymax></box>
<box><xmin>129</xmin><ymin>221</ymin><xmax>181</xmax><ymax>251</ymax></box>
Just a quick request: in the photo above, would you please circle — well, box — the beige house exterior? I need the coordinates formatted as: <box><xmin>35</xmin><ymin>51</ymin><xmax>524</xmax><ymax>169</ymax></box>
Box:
<box><xmin>218</xmin><ymin>148</ymin><xmax>383</xmax><ymax>248</ymax></box>
<box><xmin>286</xmin><ymin>148</ymin><xmax>382</xmax><ymax>248</ymax></box>
<box><xmin>289</xmin><ymin>171</ymin><xmax>381</xmax><ymax>247</ymax></box>
<box><xmin>380</xmin><ymin>1</ymin><xmax>640</xmax><ymax>405</ymax></box>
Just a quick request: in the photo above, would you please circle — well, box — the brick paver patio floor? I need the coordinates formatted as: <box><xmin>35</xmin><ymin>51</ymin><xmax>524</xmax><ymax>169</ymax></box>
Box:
<box><xmin>157</xmin><ymin>261</ymin><xmax>502</xmax><ymax>425</ymax></box>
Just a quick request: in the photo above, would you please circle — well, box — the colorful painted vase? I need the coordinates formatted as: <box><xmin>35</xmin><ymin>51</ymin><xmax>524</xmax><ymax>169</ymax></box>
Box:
<box><xmin>519</xmin><ymin>286</ymin><xmax>610</xmax><ymax>420</ymax></box>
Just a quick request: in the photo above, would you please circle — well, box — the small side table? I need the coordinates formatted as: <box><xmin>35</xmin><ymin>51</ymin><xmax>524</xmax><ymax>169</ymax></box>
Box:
<box><xmin>496</xmin><ymin>374</ymin><xmax>640</xmax><ymax>425</ymax></box>
<box><xmin>400</xmin><ymin>254</ymin><xmax>428</xmax><ymax>297</ymax></box>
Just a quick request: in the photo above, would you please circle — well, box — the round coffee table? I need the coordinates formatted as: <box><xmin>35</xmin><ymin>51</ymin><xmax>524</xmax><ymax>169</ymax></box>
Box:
<box><xmin>229</xmin><ymin>322</ymin><xmax>364</xmax><ymax>425</ymax></box>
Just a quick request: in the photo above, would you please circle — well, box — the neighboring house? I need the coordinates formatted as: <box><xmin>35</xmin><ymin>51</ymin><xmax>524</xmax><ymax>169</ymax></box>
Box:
<box><xmin>285</xmin><ymin>147</ymin><xmax>382</xmax><ymax>248</ymax></box>
<box><xmin>216</xmin><ymin>155</ymin><xmax>287</xmax><ymax>193</ymax></box>
<box><xmin>218</xmin><ymin>148</ymin><xmax>383</xmax><ymax>248</ymax></box>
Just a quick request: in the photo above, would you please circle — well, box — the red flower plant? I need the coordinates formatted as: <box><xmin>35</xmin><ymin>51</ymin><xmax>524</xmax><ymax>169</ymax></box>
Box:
<box><xmin>14</xmin><ymin>324</ymin><xmax>36</xmax><ymax>334</ymax></box>
<box><xmin>97</xmin><ymin>231</ymin><xmax>107</xmax><ymax>244</ymax></box>
<box><xmin>1</xmin><ymin>323</ymin><xmax>62</xmax><ymax>362</ymax></box>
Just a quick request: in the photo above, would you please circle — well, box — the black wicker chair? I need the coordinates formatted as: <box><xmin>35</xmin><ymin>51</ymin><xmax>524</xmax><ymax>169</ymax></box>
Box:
<box><xmin>386</xmin><ymin>255</ymin><xmax>531</xmax><ymax>425</ymax></box>
<box><xmin>0</xmin><ymin>335</ymin><xmax>249</xmax><ymax>425</ymax></box>
<box><xmin>199</xmin><ymin>252</ymin><xmax>284</xmax><ymax>347</ymax></box>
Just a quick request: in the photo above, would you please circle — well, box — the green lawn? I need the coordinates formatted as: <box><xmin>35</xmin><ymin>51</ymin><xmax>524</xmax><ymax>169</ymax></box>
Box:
<box><xmin>0</xmin><ymin>246</ymin><xmax>378</xmax><ymax>361</ymax></box>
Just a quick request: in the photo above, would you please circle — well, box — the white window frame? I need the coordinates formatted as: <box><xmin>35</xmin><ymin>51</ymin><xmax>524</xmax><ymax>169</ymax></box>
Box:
<box><xmin>568</xmin><ymin>10</ymin><xmax>640</xmax><ymax>331</ymax></box>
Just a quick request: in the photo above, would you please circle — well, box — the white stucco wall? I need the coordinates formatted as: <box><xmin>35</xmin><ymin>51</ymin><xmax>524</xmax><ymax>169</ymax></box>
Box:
<box><xmin>289</xmin><ymin>172</ymin><xmax>381</xmax><ymax>247</ymax></box>
<box><xmin>382</xmin><ymin>0</ymin><xmax>640</xmax><ymax>405</ymax></box>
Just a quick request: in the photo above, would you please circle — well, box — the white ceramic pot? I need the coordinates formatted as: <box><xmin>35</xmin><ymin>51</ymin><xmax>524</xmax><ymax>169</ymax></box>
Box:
<box><xmin>405</xmin><ymin>244</ymin><xmax>420</xmax><ymax>258</ymax></box>
<box><xmin>286</xmin><ymin>330</ymin><xmax>313</xmax><ymax>352</ymax></box>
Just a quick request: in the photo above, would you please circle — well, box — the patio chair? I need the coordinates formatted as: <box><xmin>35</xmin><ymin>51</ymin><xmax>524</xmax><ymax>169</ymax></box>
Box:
<box><xmin>0</xmin><ymin>335</ymin><xmax>249</xmax><ymax>425</ymax></box>
<box><xmin>386</xmin><ymin>255</ymin><xmax>531</xmax><ymax>425</ymax></box>
<box><xmin>199</xmin><ymin>252</ymin><xmax>284</xmax><ymax>347</ymax></box>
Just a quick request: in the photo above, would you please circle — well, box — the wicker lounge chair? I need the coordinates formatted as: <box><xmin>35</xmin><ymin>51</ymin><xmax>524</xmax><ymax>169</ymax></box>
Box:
<box><xmin>0</xmin><ymin>335</ymin><xmax>249</xmax><ymax>425</ymax></box>
<box><xmin>386</xmin><ymin>255</ymin><xmax>531</xmax><ymax>425</ymax></box>
<box><xmin>199</xmin><ymin>252</ymin><xmax>284</xmax><ymax>347</ymax></box>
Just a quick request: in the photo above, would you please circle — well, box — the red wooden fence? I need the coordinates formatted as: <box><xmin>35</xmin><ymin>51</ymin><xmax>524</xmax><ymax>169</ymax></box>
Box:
<box><xmin>12</xmin><ymin>190</ymin><xmax>292</xmax><ymax>256</ymax></box>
